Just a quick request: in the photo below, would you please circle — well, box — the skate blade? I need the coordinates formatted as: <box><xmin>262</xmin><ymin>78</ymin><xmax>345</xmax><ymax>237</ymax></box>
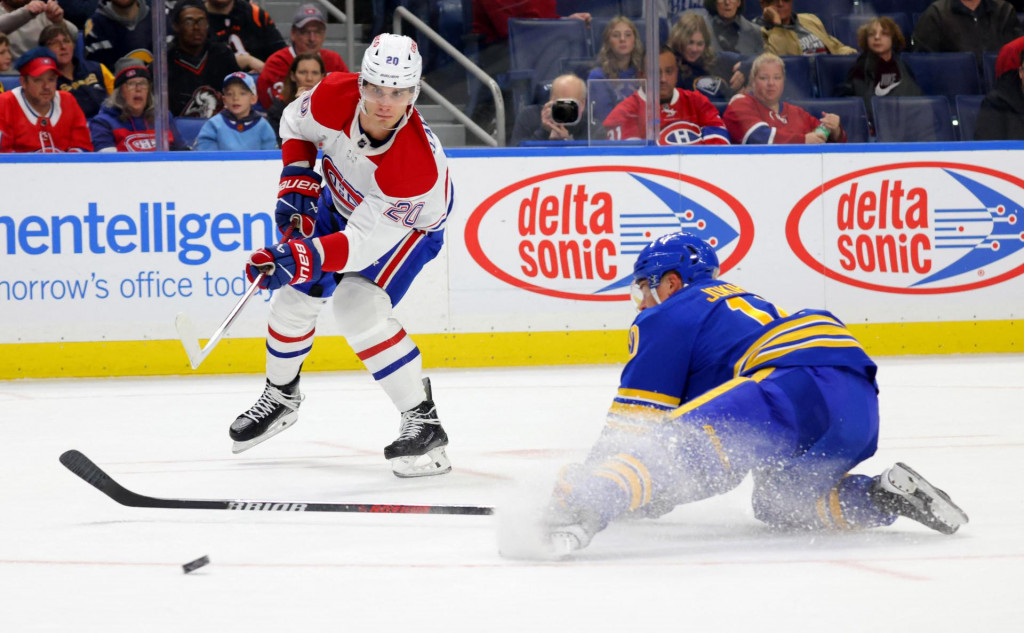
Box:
<box><xmin>390</xmin><ymin>446</ymin><xmax>452</xmax><ymax>478</ymax></box>
<box><xmin>887</xmin><ymin>463</ymin><xmax>969</xmax><ymax>533</ymax></box>
<box><xmin>230</xmin><ymin>416</ymin><xmax>299</xmax><ymax>454</ymax></box>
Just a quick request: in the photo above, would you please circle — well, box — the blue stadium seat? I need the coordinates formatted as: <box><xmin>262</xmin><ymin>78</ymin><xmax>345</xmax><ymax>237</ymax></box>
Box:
<box><xmin>814</xmin><ymin>0</ymin><xmax>856</xmax><ymax>31</ymax></box>
<box><xmin>982</xmin><ymin>50</ymin><xmax>1000</xmax><ymax>93</ymax></box>
<box><xmin>832</xmin><ymin>13</ymin><xmax>913</xmax><ymax>51</ymax></box>
<box><xmin>955</xmin><ymin>94</ymin><xmax>985</xmax><ymax>142</ymax></box>
<box><xmin>175</xmin><ymin>118</ymin><xmax>208</xmax><ymax>149</ymax></box>
<box><xmin>557</xmin><ymin>0</ymin><xmax>620</xmax><ymax>18</ymax></box>
<box><xmin>1</xmin><ymin>75</ymin><xmax>20</xmax><ymax>92</ymax></box>
<box><xmin>791</xmin><ymin>97</ymin><xmax>871</xmax><ymax>144</ymax></box>
<box><xmin>868</xmin><ymin>0</ymin><xmax>932</xmax><ymax>13</ymax></box>
<box><xmin>590</xmin><ymin>16</ymin><xmax>669</xmax><ymax>56</ymax></box>
<box><xmin>815</xmin><ymin>54</ymin><xmax>857</xmax><ymax>98</ymax></box>
<box><xmin>872</xmin><ymin>96</ymin><xmax>955</xmax><ymax>142</ymax></box>
<box><xmin>900</xmin><ymin>52</ymin><xmax>982</xmax><ymax>100</ymax></box>
<box><xmin>744</xmin><ymin>2</ymin><xmax>761</xmax><ymax>21</ymax></box>
<box><xmin>508</xmin><ymin>18</ymin><xmax>590</xmax><ymax>111</ymax></box>
<box><xmin>780</xmin><ymin>55</ymin><xmax>816</xmax><ymax>100</ymax></box>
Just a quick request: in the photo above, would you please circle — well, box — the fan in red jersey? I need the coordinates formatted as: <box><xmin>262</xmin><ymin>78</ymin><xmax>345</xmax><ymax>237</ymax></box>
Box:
<box><xmin>0</xmin><ymin>46</ymin><xmax>91</xmax><ymax>152</ymax></box>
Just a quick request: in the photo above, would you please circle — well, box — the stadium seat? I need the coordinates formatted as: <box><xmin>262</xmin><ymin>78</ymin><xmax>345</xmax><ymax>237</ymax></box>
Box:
<box><xmin>900</xmin><ymin>52</ymin><xmax>982</xmax><ymax>100</ymax></box>
<box><xmin>955</xmin><ymin>94</ymin><xmax>985</xmax><ymax>142</ymax></box>
<box><xmin>868</xmin><ymin>0</ymin><xmax>932</xmax><ymax>13</ymax></box>
<box><xmin>780</xmin><ymin>55</ymin><xmax>816</xmax><ymax>100</ymax></box>
<box><xmin>0</xmin><ymin>75</ymin><xmax>20</xmax><ymax>92</ymax></box>
<box><xmin>791</xmin><ymin>97</ymin><xmax>871</xmax><ymax>144</ymax></box>
<box><xmin>620</xmin><ymin>0</ymin><xmax>643</xmax><ymax>18</ymax></box>
<box><xmin>982</xmin><ymin>50</ymin><xmax>1000</xmax><ymax>93</ymax></box>
<box><xmin>832</xmin><ymin>13</ymin><xmax>913</xmax><ymax>51</ymax></box>
<box><xmin>872</xmin><ymin>96</ymin><xmax>955</xmax><ymax>142</ymax></box>
<box><xmin>814</xmin><ymin>0</ymin><xmax>856</xmax><ymax>30</ymax></box>
<box><xmin>557</xmin><ymin>0</ymin><xmax>620</xmax><ymax>18</ymax></box>
<box><xmin>508</xmin><ymin>18</ymin><xmax>590</xmax><ymax>103</ymax></box>
<box><xmin>175</xmin><ymin>118</ymin><xmax>208</xmax><ymax>149</ymax></box>
<box><xmin>815</xmin><ymin>54</ymin><xmax>857</xmax><ymax>98</ymax></box>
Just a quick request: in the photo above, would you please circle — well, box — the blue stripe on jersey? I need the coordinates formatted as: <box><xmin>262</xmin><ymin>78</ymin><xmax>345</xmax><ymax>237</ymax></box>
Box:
<box><xmin>267</xmin><ymin>343</ymin><xmax>314</xmax><ymax>359</ymax></box>
<box><xmin>371</xmin><ymin>348</ymin><xmax>422</xmax><ymax>381</ymax></box>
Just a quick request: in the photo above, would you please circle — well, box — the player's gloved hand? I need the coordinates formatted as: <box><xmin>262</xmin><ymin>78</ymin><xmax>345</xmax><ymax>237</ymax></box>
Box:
<box><xmin>276</xmin><ymin>166</ymin><xmax>321</xmax><ymax>237</ymax></box>
<box><xmin>246</xmin><ymin>238</ymin><xmax>322</xmax><ymax>290</ymax></box>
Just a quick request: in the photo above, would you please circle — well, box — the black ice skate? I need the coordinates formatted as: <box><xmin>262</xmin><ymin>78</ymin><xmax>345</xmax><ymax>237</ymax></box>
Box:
<box><xmin>230</xmin><ymin>376</ymin><xmax>303</xmax><ymax>454</ymax></box>
<box><xmin>383</xmin><ymin>378</ymin><xmax>451</xmax><ymax>478</ymax></box>
<box><xmin>870</xmin><ymin>462</ymin><xmax>969</xmax><ymax>535</ymax></box>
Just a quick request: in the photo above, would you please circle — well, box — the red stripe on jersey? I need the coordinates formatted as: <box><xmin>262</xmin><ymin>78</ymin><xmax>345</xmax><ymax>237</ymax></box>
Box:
<box><xmin>318</xmin><ymin>231</ymin><xmax>350</xmax><ymax>271</ymax></box>
<box><xmin>356</xmin><ymin>328</ymin><xmax>408</xmax><ymax>360</ymax></box>
<box><xmin>376</xmin><ymin>231</ymin><xmax>422</xmax><ymax>287</ymax></box>
<box><xmin>269</xmin><ymin>326</ymin><xmax>315</xmax><ymax>343</ymax></box>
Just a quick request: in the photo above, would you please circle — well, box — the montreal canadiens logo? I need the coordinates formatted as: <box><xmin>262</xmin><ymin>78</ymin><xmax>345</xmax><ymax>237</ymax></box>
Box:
<box><xmin>659</xmin><ymin>121</ymin><xmax>703</xmax><ymax>145</ymax></box>
<box><xmin>465</xmin><ymin>166</ymin><xmax>753</xmax><ymax>301</ymax></box>
<box><xmin>124</xmin><ymin>133</ymin><xmax>156</xmax><ymax>151</ymax></box>
<box><xmin>787</xmin><ymin>162</ymin><xmax>1024</xmax><ymax>294</ymax></box>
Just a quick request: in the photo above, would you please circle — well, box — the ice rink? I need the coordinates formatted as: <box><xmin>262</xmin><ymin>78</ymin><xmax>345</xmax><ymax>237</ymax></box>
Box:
<box><xmin>2</xmin><ymin>355</ymin><xmax>1022</xmax><ymax>632</ymax></box>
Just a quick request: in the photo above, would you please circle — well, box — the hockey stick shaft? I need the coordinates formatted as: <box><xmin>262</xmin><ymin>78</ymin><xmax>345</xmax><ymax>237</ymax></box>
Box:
<box><xmin>175</xmin><ymin>227</ymin><xmax>294</xmax><ymax>369</ymax></box>
<box><xmin>59</xmin><ymin>450</ymin><xmax>494</xmax><ymax>516</ymax></box>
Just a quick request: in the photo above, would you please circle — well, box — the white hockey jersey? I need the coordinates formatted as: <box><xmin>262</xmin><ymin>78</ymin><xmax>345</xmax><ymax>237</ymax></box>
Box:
<box><xmin>279</xmin><ymin>73</ymin><xmax>452</xmax><ymax>273</ymax></box>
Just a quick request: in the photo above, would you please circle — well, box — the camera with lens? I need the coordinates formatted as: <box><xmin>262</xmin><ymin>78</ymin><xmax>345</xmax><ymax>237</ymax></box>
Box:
<box><xmin>550</xmin><ymin>98</ymin><xmax>581</xmax><ymax>125</ymax></box>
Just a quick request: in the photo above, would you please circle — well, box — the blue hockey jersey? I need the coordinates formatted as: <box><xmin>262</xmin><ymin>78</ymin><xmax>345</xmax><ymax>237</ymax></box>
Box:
<box><xmin>612</xmin><ymin>279</ymin><xmax>876</xmax><ymax>419</ymax></box>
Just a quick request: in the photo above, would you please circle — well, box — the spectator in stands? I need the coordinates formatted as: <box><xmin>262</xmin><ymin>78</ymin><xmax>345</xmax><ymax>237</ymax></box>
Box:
<box><xmin>168</xmin><ymin>0</ymin><xmax>239</xmax><ymax>117</ymax></box>
<box><xmin>60</xmin><ymin>0</ymin><xmax>97</xmax><ymax>30</ymax></box>
<box><xmin>266</xmin><ymin>51</ymin><xmax>322</xmax><ymax>144</ymax></box>
<box><xmin>587</xmin><ymin>16</ymin><xmax>643</xmax><ymax>124</ymax></box>
<box><xmin>0</xmin><ymin>32</ymin><xmax>13</xmax><ymax>79</ymax></box>
<box><xmin>995</xmin><ymin>35</ymin><xmax>1024</xmax><ymax>79</ymax></box>
<box><xmin>1</xmin><ymin>0</ymin><xmax>77</xmax><ymax>57</ymax></box>
<box><xmin>82</xmin><ymin>0</ymin><xmax>153</xmax><ymax>70</ymax></box>
<box><xmin>195</xmin><ymin>71</ymin><xmax>275</xmax><ymax>150</ymax></box>
<box><xmin>703</xmin><ymin>0</ymin><xmax>763</xmax><ymax>56</ymax></box>
<box><xmin>604</xmin><ymin>46</ymin><xmax>730</xmax><ymax>145</ymax></box>
<box><xmin>912</xmin><ymin>0</ymin><xmax>1022</xmax><ymax>68</ymax></box>
<box><xmin>205</xmin><ymin>0</ymin><xmax>285</xmax><ymax>74</ymax></box>
<box><xmin>669</xmin><ymin>12</ymin><xmax>744</xmax><ymax>101</ymax></box>
<box><xmin>40</xmin><ymin>22</ymin><xmax>110</xmax><ymax>119</ymax></box>
<box><xmin>841</xmin><ymin>16</ymin><xmax>921</xmax><ymax>129</ymax></box>
<box><xmin>257</xmin><ymin>3</ymin><xmax>347</xmax><ymax>109</ymax></box>
<box><xmin>975</xmin><ymin>48</ymin><xmax>1024</xmax><ymax>139</ymax></box>
<box><xmin>511</xmin><ymin>73</ymin><xmax>602</xmax><ymax>144</ymax></box>
<box><xmin>0</xmin><ymin>46</ymin><xmax>92</xmax><ymax>151</ymax></box>
<box><xmin>644</xmin><ymin>0</ymin><xmax>707</xmax><ymax>25</ymax></box>
<box><xmin>1</xmin><ymin>1</ymin><xmax>45</xmax><ymax>45</ymax></box>
<box><xmin>756</xmin><ymin>0</ymin><xmax>856</xmax><ymax>56</ymax></box>
<box><xmin>89</xmin><ymin>55</ymin><xmax>185</xmax><ymax>151</ymax></box>
<box><xmin>724</xmin><ymin>52</ymin><xmax>845</xmax><ymax>144</ymax></box>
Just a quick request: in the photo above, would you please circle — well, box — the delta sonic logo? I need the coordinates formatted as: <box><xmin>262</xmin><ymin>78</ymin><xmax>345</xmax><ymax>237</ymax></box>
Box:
<box><xmin>787</xmin><ymin>162</ymin><xmax>1024</xmax><ymax>294</ymax></box>
<box><xmin>465</xmin><ymin>166</ymin><xmax>753</xmax><ymax>301</ymax></box>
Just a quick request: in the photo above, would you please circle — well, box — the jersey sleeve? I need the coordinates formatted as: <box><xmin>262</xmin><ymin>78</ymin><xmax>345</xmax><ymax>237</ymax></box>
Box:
<box><xmin>724</xmin><ymin>94</ymin><xmax>774</xmax><ymax>144</ymax></box>
<box><xmin>689</xmin><ymin>91</ymin><xmax>730</xmax><ymax>145</ymax></box>
<box><xmin>279</xmin><ymin>75</ymin><xmax>349</xmax><ymax>165</ymax></box>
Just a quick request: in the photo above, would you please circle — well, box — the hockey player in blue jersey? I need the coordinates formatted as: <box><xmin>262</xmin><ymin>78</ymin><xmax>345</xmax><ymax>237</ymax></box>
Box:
<box><xmin>542</xmin><ymin>231</ymin><xmax>968</xmax><ymax>556</ymax></box>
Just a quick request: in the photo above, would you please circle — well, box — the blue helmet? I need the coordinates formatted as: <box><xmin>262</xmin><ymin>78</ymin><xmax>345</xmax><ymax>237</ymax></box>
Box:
<box><xmin>632</xmin><ymin>232</ymin><xmax>720</xmax><ymax>289</ymax></box>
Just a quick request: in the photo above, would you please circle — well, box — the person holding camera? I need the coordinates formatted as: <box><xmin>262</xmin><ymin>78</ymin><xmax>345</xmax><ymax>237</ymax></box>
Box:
<box><xmin>510</xmin><ymin>73</ymin><xmax>600</xmax><ymax>145</ymax></box>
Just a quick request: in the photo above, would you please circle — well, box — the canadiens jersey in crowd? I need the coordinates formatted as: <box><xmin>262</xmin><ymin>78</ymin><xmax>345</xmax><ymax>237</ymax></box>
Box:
<box><xmin>724</xmin><ymin>93</ymin><xmax>847</xmax><ymax>144</ymax></box>
<box><xmin>603</xmin><ymin>88</ymin><xmax>729</xmax><ymax>145</ymax></box>
<box><xmin>0</xmin><ymin>88</ymin><xmax>92</xmax><ymax>152</ymax></box>
<box><xmin>279</xmin><ymin>72</ymin><xmax>453</xmax><ymax>272</ymax></box>
<box><xmin>611</xmin><ymin>279</ymin><xmax>876</xmax><ymax>419</ymax></box>
<box><xmin>88</xmin><ymin>105</ymin><xmax>185</xmax><ymax>152</ymax></box>
<box><xmin>257</xmin><ymin>46</ymin><xmax>349</xmax><ymax>109</ymax></box>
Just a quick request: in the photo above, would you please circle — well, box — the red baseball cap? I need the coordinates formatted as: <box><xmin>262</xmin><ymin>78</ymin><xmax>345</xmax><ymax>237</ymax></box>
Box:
<box><xmin>15</xmin><ymin>47</ymin><xmax>60</xmax><ymax>77</ymax></box>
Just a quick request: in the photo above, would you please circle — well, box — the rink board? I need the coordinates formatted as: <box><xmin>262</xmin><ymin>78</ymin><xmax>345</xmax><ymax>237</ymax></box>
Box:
<box><xmin>1</xmin><ymin>144</ymin><xmax>1022</xmax><ymax>378</ymax></box>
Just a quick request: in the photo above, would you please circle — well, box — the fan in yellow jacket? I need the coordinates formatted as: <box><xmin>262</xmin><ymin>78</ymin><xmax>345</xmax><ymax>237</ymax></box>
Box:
<box><xmin>758</xmin><ymin>0</ymin><xmax>856</xmax><ymax>56</ymax></box>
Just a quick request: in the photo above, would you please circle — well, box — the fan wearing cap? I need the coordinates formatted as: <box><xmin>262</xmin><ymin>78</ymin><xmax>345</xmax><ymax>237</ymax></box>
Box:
<box><xmin>204</xmin><ymin>0</ymin><xmax>286</xmax><ymax>74</ymax></box>
<box><xmin>255</xmin><ymin>3</ymin><xmax>348</xmax><ymax>109</ymax></box>
<box><xmin>0</xmin><ymin>46</ymin><xmax>91</xmax><ymax>151</ymax></box>
<box><xmin>89</xmin><ymin>56</ymin><xmax>185</xmax><ymax>151</ymax></box>
<box><xmin>231</xmin><ymin>34</ymin><xmax>456</xmax><ymax>479</ymax></box>
<box><xmin>195</xmin><ymin>71</ymin><xmax>275</xmax><ymax>150</ymax></box>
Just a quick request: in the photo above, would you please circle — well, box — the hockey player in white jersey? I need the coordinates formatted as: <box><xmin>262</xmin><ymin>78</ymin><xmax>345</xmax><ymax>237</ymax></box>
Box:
<box><xmin>232</xmin><ymin>33</ymin><xmax>455</xmax><ymax>478</ymax></box>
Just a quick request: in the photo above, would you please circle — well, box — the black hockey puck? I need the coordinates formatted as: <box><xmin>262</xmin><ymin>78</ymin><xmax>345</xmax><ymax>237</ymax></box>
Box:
<box><xmin>182</xmin><ymin>555</ymin><xmax>210</xmax><ymax>574</ymax></box>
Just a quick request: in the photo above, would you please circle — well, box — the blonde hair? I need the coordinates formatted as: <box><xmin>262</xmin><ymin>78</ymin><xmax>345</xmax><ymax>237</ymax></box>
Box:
<box><xmin>596</xmin><ymin>16</ymin><xmax>644</xmax><ymax>79</ymax></box>
<box><xmin>749</xmin><ymin>52</ymin><xmax>785</xmax><ymax>82</ymax></box>
<box><xmin>668</xmin><ymin>12</ymin><xmax>716</xmax><ymax>74</ymax></box>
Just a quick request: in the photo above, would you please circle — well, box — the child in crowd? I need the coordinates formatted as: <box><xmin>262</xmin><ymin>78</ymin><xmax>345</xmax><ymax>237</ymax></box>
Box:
<box><xmin>195</xmin><ymin>71</ymin><xmax>277</xmax><ymax>150</ymax></box>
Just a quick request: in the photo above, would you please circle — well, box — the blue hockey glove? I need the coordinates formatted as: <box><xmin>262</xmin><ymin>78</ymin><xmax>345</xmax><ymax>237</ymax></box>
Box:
<box><xmin>276</xmin><ymin>166</ymin><xmax>321</xmax><ymax>237</ymax></box>
<box><xmin>246</xmin><ymin>238</ymin><xmax>322</xmax><ymax>290</ymax></box>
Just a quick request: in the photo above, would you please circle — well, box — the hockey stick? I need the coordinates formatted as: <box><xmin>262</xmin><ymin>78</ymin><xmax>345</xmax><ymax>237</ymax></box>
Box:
<box><xmin>59</xmin><ymin>450</ymin><xmax>494</xmax><ymax>516</ymax></box>
<box><xmin>175</xmin><ymin>227</ymin><xmax>294</xmax><ymax>369</ymax></box>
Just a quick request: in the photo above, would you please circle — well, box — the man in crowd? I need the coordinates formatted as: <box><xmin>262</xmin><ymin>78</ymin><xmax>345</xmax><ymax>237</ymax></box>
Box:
<box><xmin>1</xmin><ymin>0</ymin><xmax>77</xmax><ymax>57</ymax></box>
<box><xmin>167</xmin><ymin>0</ymin><xmax>240</xmax><ymax>117</ymax></box>
<box><xmin>256</xmin><ymin>3</ymin><xmax>347</xmax><ymax>109</ymax></box>
<box><xmin>0</xmin><ymin>46</ymin><xmax>92</xmax><ymax>151</ymax></box>
<box><xmin>205</xmin><ymin>0</ymin><xmax>286</xmax><ymax>73</ymax></box>
<box><xmin>83</xmin><ymin>0</ymin><xmax>153</xmax><ymax>69</ymax></box>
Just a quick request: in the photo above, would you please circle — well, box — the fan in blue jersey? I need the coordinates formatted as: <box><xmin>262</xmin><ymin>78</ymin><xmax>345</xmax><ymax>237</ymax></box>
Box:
<box><xmin>530</xmin><ymin>231</ymin><xmax>969</xmax><ymax>558</ymax></box>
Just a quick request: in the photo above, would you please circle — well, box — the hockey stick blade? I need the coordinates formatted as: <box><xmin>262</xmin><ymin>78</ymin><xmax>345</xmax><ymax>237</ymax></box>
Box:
<box><xmin>59</xmin><ymin>450</ymin><xmax>494</xmax><ymax>516</ymax></box>
<box><xmin>174</xmin><ymin>312</ymin><xmax>205</xmax><ymax>370</ymax></box>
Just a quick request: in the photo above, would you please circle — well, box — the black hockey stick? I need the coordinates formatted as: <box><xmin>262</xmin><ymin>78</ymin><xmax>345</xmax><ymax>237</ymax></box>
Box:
<box><xmin>59</xmin><ymin>450</ymin><xmax>494</xmax><ymax>516</ymax></box>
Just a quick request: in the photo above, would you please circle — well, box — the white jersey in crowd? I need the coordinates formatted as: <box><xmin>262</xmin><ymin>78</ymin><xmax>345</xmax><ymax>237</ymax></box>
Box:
<box><xmin>279</xmin><ymin>72</ymin><xmax>453</xmax><ymax>272</ymax></box>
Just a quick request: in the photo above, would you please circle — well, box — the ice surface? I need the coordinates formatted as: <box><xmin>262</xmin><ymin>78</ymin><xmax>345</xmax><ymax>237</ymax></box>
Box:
<box><xmin>1</xmin><ymin>356</ymin><xmax>1021</xmax><ymax>631</ymax></box>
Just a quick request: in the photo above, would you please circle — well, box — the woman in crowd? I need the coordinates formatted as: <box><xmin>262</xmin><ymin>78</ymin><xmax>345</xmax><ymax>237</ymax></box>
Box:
<box><xmin>40</xmin><ymin>22</ymin><xmax>110</xmax><ymax>118</ymax></box>
<box><xmin>841</xmin><ymin>16</ymin><xmax>921</xmax><ymax>130</ymax></box>
<box><xmin>724</xmin><ymin>52</ymin><xmax>845</xmax><ymax>144</ymax></box>
<box><xmin>703</xmin><ymin>0</ymin><xmax>762</xmax><ymax>56</ymax></box>
<box><xmin>266</xmin><ymin>51</ymin><xmax>323</xmax><ymax>144</ymax></box>
<box><xmin>669</xmin><ymin>12</ymin><xmax>744</xmax><ymax>101</ymax></box>
<box><xmin>757</xmin><ymin>0</ymin><xmax>856</xmax><ymax>56</ymax></box>
<box><xmin>975</xmin><ymin>49</ymin><xmax>1024</xmax><ymax>140</ymax></box>
<box><xmin>587</xmin><ymin>16</ymin><xmax>643</xmax><ymax>124</ymax></box>
<box><xmin>89</xmin><ymin>56</ymin><xmax>184</xmax><ymax>151</ymax></box>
